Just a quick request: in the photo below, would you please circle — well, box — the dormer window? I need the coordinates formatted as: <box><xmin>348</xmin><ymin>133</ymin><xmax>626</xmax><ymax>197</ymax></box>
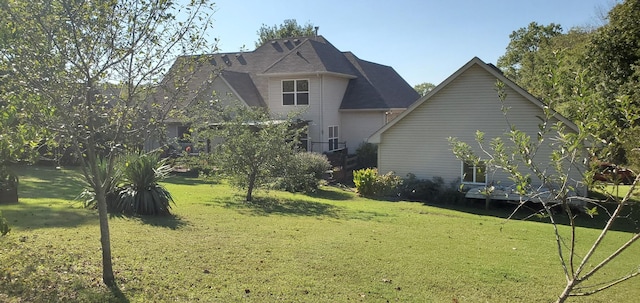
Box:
<box><xmin>282</xmin><ymin>80</ymin><xmax>309</xmax><ymax>105</ymax></box>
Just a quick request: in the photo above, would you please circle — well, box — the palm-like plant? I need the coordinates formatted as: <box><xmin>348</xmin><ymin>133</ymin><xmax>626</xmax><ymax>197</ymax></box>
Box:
<box><xmin>114</xmin><ymin>153</ymin><xmax>174</xmax><ymax>215</ymax></box>
<box><xmin>79</xmin><ymin>157</ymin><xmax>122</xmax><ymax>210</ymax></box>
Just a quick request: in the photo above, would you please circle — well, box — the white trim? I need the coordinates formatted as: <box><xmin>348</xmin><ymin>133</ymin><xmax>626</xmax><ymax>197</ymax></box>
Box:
<box><xmin>328</xmin><ymin>125</ymin><xmax>339</xmax><ymax>151</ymax></box>
<box><xmin>460</xmin><ymin>161</ymin><xmax>487</xmax><ymax>185</ymax></box>
<box><xmin>282</xmin><ymin>79</ymin><xmax>310</xmax><ymax>106</ymax></box>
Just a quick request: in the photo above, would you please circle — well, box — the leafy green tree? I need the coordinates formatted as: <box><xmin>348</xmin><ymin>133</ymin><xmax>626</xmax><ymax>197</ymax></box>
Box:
<box><xmin>587</xmin><ymin>0</ymin><xmax>640</xmax><ymax>166</ymax></box>
<box><xmin>208</xmin><ymin>106</ymin><xmax>302</xmax><ymax>202</ymax></box>
<box><xmin>497</xmin><ymin>22</ymin><xmax>563</xmax><ymax>98</ymax></box>
<box><xmin>255</xmin><ymin>19</ymin><xmax>316</xmax><ymax>47</ymax></box>
<box><xmin>589</xmin><ymin>0</ymin><xmax>640</xmax><ymax>99</ymax></box>
<box><xmin>414</xmin><ymin>82</ymin><xmax>436</xmax><ymax>97</ymax></box>
<box><xmin>1</xmin><ymin>0</ymin><xmax>215</xmax><ymax>287</ymax></box>
<box><xmin>0</xmin><ymin>6</ymin><xmax>51</xmax><ymax>202</ymax></box>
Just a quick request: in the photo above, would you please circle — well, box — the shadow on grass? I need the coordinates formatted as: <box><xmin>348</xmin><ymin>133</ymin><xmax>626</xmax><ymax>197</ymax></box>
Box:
<box><xmin>106</xmin><ymin>284</ymin><xmax>130</xmax><ymax>303</ymax></box>
<box><xmin>14</xmin><ymin>165</ymin><xmax>86</xmax><ymax>200</ymax></box>
<box><xmin>138</xmin><ymin>214</ymin><xmax>187</xmax><ymax>230</ymax></box>
<box><xmin>307</xmin><ymin>187</ymin><xmax>354</xmax><ymax>201</ymax></box>
<box><xmin>224</xmin><ymin>195</ymin><xmax>342</xmax><ymax>218</ymax></box>
<box><xmin>162</xmin><ymin>175</ymin><xmax>216</xmax><ymax>186</ymax></box>
<box><xmin>215</xmin><ymin>193</ymin><xmax>387</xmax><ymax>221</ymax></box>
<box><xmin>107</xmin><ymin>211</ymin><xmax>188</xmax><ymax>230</ymax></box>
<box><xmin>419</xmin><ymin>197</ymin><xmax>640</xmax><ymax>234</ymax></box>
<box><xmin>1</xmin><ymin>204</ymin><xmax>96</xmax><ymax>230</ymax></box>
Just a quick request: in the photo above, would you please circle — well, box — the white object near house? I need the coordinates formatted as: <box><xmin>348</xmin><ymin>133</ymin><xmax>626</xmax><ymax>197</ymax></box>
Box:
<box><xmin>368</xmin><ymin>57</ymin><xmax>586</xmax><ymax>197</ymax></box>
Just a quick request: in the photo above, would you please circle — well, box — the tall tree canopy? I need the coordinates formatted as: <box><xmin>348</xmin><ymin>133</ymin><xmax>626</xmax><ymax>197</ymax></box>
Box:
<box><xmin>586</xmin><ymin>0</ymin><xmax>640</xmax><ymax>165</ymax></box>
<box><xmin>0</xmin><ymin>8</ymin><xmax>51</xmax><ymax>167</ymax></box>
<box><xmin>497</xmin><ymin>1</ymin><xmax>640</xmax><ymax>167</ymax></box>
<box><xmin>255</xmin><ymin>19</ymin><xmax>316</xmax><ymax>47</ymax></box>
<box><xmin>1</xmin><ymin>0</ymin><xmax>216</xmax><ymax>287</ymax></box>
<box><xmin>414</xmin><ymin>82</ymin><xmax>436</xmax><ymax>97</ymax></box>
<box><xmin>497</xmin><ymin>22</ymin><xmax>563</xmax><ymax>99</ymax></box>
<box><xmin>589</xmin><ymin>0</ymin><xmax>640</xmax><ymax>100</ymax></box>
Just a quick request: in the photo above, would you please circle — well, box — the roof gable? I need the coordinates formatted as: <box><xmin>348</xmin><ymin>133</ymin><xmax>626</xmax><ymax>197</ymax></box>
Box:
<box><xmin>341</xmin><ymin>53</ymin><xmax>419</xmax><ymax>110</ymax></box>
<box><xmin>369</xmin><ymin>57</ymin><xmax>578</xmax><ymax>143</ymax></box>
<box><xmin>261</xmin><ymin>38</ymin><xmax>357</xmax><ymax>77</ymax></box>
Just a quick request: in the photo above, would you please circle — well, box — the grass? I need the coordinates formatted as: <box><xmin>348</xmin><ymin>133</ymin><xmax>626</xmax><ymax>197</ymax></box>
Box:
<box><xmin>1</xmin><ymin>165</ymin><xmax>639</xmax><ymax>302</ymax></box>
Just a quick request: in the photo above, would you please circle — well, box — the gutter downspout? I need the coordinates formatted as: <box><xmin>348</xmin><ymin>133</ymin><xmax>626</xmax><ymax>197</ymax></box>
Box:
<box><xmin>319</xmin><ymin>72</ymin><xmax>324</xmax><ymax>153</ymax></box>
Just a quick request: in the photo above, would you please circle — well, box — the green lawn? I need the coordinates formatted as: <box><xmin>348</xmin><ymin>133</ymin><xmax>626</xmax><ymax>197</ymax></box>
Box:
<box><xmin>1</xmin><ymin>166</ymin><xmax>639</xmax><ymax>302</ymax></box>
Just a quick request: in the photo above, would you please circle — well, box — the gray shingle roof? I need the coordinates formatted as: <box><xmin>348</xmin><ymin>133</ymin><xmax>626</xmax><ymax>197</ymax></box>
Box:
<box><xmin>162</xmin><ymin>36</ymin><xmax>418</xmax><ymax>110</ymax></box>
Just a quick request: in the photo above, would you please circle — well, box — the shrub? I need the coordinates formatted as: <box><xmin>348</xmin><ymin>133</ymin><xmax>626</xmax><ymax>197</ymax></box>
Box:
<box><xmin>0</xmin><ymin>210</ymin><xmax>10</xmax><ymax>236</ymax></box>
<box><xmin>399</xmin><ymin>174</ymin><xmax>465</xmax><ymax>204</ymax></box>
<box><xmin>113</xmin><ymin>153</ymin><xmax>175</xmax><ymax>215</ymax></box>
<box><xmin>173</xmin><ymin>153</ymin><xmax>215</xmax><ymax>178</ymax></box>
<box><xmin>275</xmin><ymin>152</ymin><xmax>331</xmax><ymax>193</ymax></box>
<box><xmin>355</xmin><ymin>142</ymin><xmax>377</xmax><ymax>169</ymax></box>
<box><xmin>400</xmin><ymin>173</ymin><xmax>444</xmax><ymax>201</ymax></box>
<box><xmin>353</xmin><ymin>168</ymin><xmax>378</xmax><ymax>196</ymax></box>
<box><xmin>353</xmin><ymin>168</ymin><xmax>401</xmax><ymax>197</ymax></box>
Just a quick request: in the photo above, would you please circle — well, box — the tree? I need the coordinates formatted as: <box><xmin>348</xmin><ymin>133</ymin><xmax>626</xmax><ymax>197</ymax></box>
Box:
<box><xmin>589</xmin><ymin>0</ymin><xmax>640</xmax><ymax>99</ymax></box>
<box><xmin>255</xmin><ymin>19</ymin><xmax>316</xmax><ymax>47</ymax></box>
<box><xmin>1</xmin><ymin>0</ymin><xmax>215</xmax><ymax>287</ymax></box>
<box><xmin>207</xmin><ymin>106</ymin><xmax>302</xmax><ymax>202</ymax></box>
<box><xmin>587</xmin><ymin>0</ymin><xmax>640</xmax><ymax>166</ymax></box>
<box><xmin>450</xmin><ymin>80</ymin><xmax>640</xmax><ymax>302</ymax></box>
<box><xmin>0</xmin><ymin>6</ymin><xmax>52</xmax><ymax>196</ymax></box>
<box><xmin>497</xmin><ymin>22</ymin><xmax>563</xmax><ymax>98</ymax></box>
<box><xmin>414</xmin><ymin>82</ymin><xmax>436</xmax><ymax>97</ymax></box>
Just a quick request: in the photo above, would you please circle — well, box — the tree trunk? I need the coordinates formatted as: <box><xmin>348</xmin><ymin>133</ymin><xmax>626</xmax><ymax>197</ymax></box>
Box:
<box><xmin>555</xmin><ymin>280</ymin><xmax>575</xmax><ymax>303</ymax></box>
<box><xmin>95</xmin><ymin>187</ymin><xmax>116</xmax><ymax>287</ymax></box>
<box><xmin>246</xmin><ymin>171</ymin><xmax>257</xmax><ymax>202</ymax></box>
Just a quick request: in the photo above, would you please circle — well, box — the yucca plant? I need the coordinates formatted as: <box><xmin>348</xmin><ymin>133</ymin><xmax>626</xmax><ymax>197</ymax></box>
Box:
<box><xmin>78</xmin><ymin>157</ymin><xmax>122</xmax><ymax>211</ymax></box>
<box><xmin>114</xmin><ymin>152</ymin><xmax>174</xmax><ymax>215</ymax></box>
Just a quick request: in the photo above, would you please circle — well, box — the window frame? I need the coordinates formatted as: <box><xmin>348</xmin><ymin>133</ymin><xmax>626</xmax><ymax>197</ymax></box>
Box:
<box><xmin>461</xmin><ymin>161</ymin><xmax>487</xmax><ymax>185</ymax></box>
<box><xmin>282</xmin><ymin>79</ymin><xmax>309</xmax><ymax>106</ymax></box>
<box><xmin>177</xmin><ymin>125</ymin><xmax>191</xmax><ymax>143</ymax></box>
<box><xmin>298</xmin><ymin>131</ymin><xmax>309</xmax><ymax>152</ymax></box>
<box><xmin>328</xmin><ymin>125</ymin><xmax>339</xmax><ymax>151</ymax></box>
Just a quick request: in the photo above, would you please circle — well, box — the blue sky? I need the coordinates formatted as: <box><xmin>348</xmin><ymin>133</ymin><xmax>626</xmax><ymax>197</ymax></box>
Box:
<box><xmin>205</xmin><ymin>0</ymin><xmax>616</xmax><ymax>86</ymax></box>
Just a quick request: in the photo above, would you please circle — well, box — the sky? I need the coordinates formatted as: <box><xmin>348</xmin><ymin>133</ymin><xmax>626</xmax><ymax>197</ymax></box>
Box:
<box><xmin>204</xmin><ymin>0</ymin><xmax>616</xmax><ymax>87</ymax></box>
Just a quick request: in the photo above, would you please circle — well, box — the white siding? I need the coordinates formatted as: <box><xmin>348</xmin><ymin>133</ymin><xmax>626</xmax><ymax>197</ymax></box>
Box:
<box><xmin>266</xmin><ymin>74</ymin><xmax>348</xmax><ymax>153</ymax></box>
<box><xmin>378</xmin><ymin>65</ymin><xmax>584</xmax><ymax>191</ymax></box>
<box><xmin>341</xmin><ymin>111</ymin><xmax>385</xmax><ymax>153</ymax></box>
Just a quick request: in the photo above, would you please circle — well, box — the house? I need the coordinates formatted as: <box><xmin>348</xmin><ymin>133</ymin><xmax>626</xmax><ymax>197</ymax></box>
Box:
<box><xmin>368</xmin><ymin>57</ymin><xmax>586</xmax><ymax>195</ymax></box>
<box><xmin>152</xmin><ymin>35</ymin><xmax>419</xmax><ymax>154</ymax></box>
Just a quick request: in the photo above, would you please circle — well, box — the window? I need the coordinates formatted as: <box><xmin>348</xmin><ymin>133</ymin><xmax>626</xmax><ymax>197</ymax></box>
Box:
<box><xmin>298</xmin><ymin>132</ymin><xmax>309</xmax><ymax>152</ymax></box>
<box><xmin>328</xmin><ymin>125</ymin><xmax>339</xmax><ymax>151</ymax></box>
<box><xmin>282</xmin><ymin>80</ymin><xmax>309</xmax><ymax>105</ymax></box>
<box><xmin>462</xmin><ymin>161</ymin><xmax>486</xmax><ymax>184</ymax></box>
<box><xmin>177</xmin><ymin>126</ymin><xmax>190</xmax><ymax>143</ymax></box>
